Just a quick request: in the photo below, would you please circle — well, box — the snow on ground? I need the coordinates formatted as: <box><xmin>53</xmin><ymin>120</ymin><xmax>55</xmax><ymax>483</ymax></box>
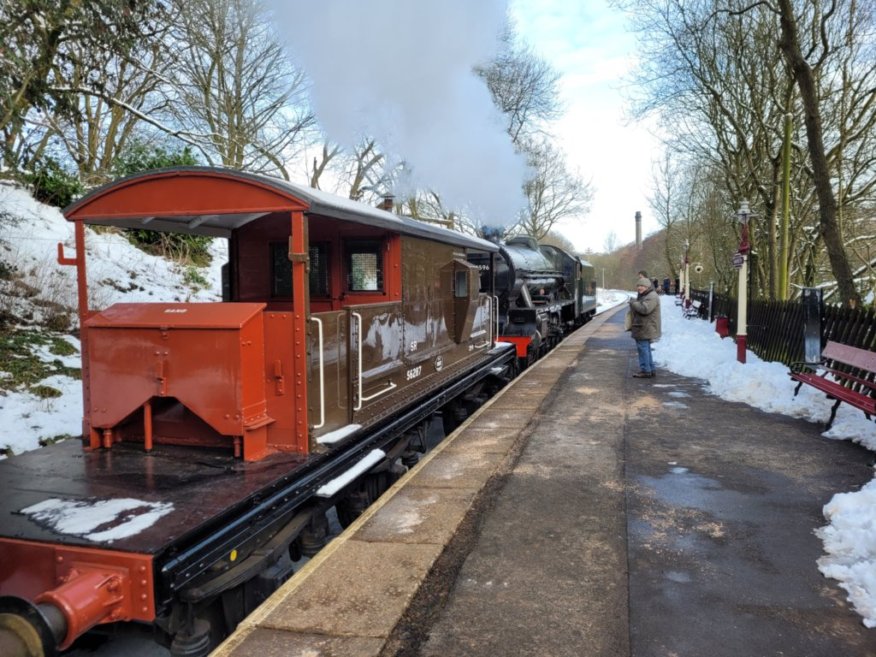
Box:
<box><xmin>0</xmin><ymin>182</ymin><xmax>225</xmax><ymax>454</ymax></box>
<box><xmin>655</xmin><ymin>295</ymin><xmax>876</xmax><ymax>628</ymax></box>
<box><xmin>1</xmin><ymin>182</ymin><xmax>874</xmax><ymax>628</ymax></box>
<box><xmin>595</xmin><ymin>288</ymin><xmax>630</xmax><ymax>314</ymax></box>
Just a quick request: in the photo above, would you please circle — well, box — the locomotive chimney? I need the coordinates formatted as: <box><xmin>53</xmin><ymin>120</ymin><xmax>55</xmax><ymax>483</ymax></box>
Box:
<box><xmin>635</xmin><ymin>211</ymin><xmax>642</xmax><ymax>250</ymax></box>
<box><xmin>481</xmin><ymin>225</ymin><xmax>505</xmax><ymax>243</ymax></box>
<box><xmin>379</xmin><ymin>194</ymin><xmax>395</xmax><ymax>211</ymax></box>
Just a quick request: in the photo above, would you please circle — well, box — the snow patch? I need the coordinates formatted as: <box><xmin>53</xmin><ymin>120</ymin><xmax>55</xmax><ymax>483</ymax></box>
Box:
<box><xmin>21</xmin><ymin>497</ymin><xmax>174</xmax><ymax>543</ymax></box>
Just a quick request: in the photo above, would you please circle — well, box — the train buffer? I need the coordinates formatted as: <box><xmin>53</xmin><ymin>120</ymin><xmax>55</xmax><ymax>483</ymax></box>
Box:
<box><xmin>212</xmin><ymin>306</ymin><xmax>874</xmax><ymax>657</ymax></box>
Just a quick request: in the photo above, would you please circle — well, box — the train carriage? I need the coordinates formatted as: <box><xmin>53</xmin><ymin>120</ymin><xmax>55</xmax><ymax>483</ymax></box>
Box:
<box><xmin>0</xmin><ymin>167</ymin><xmax>515</xmax><ymax>657</ymax></box>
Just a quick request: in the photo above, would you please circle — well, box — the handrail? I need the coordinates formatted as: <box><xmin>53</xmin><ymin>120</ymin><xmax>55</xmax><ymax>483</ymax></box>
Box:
<box><xmin>493</xmin><ymin>295</ymin><xmax>500</xmax><ymax>342</ymax></box>
<box><xmin>359</xmin><ymin>382</ymin><xmax>398</xmax><ymax>405</ymax></box>
<box><xmin>352</xmin><ymin>311</ymin><xmax>397</xmax><ymax>411</ymax></box>
<box><xmin>470</xmin><ymin>297</ymin><xmax>492</xmax><ymax>349</ymax></box>
<box><xmin>310</xmin><ymin>317</ymin><xmax>325</xmax><ymax>429</ymax></box>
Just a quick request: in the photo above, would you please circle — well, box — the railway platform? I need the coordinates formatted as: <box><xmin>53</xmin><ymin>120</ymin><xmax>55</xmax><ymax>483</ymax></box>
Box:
<box><xmin>210</xmin><ymin>305</ymin><xmax>875</xmax><ymax>657</ymax></box>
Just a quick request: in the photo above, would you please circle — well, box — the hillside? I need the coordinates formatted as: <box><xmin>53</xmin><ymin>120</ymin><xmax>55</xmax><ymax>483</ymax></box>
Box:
<box><xmin>0</xmin><ymin>183</ymin><xmax>225</xmax><ymax>456</ymax></box>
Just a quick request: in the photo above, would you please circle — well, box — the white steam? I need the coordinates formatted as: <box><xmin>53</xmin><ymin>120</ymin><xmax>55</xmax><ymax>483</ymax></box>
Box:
<box><xmin>269</xmin><ymin>0</ymin><xmax>529</xmax><ymax>223</ymax></box>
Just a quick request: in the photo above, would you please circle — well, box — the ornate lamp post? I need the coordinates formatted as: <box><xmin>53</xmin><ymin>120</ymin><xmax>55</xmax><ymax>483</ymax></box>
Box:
<box><xmin>735</xmin><ymin>200</ymin><xmax>754</xmax><ymax>363</ymax></box>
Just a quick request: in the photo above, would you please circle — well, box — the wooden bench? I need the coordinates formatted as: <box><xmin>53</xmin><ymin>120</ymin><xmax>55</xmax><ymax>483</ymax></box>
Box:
<box><xmin>682</xmin><ymin>299</ymin><xmax>702</xmax><ymax>319</ymax></box>
<box><xmin>790</xmin><ymin>340</ymin><xmax>876</xmax><ymax>429</ymax></box>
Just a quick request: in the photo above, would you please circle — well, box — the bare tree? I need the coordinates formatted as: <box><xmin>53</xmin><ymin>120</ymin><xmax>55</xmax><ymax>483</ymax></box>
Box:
<box><xmin>515</xmin><ymin>138</ymin><xmax>592</xmax><ymax>240</ymax></box>
<box><xmin>44</xmin><ymin>35</ymin><xmax>172</xmax><ymax>185</ymax></box>
<box><xmin>771</xmin><ymin>0</ymin><xmax>862</xmax><ymax>306</ymax></box>
<box><xmin>476</xmin><ymin>27</ymin><xmax>562</xmax><ymax>146</ymax></box>
<box><xmin>622</xmin><ymin>0</ymin><xmax>875</xmax><ymax>305</ymax></box>
<box><xmin>167</xmin><ymin>0</ymin><xmax>314</xmax><ymax>178</ymax></box>
<box><xmin>308</xmin><ymin>141</ymin><xmax>341</xmax><ymax>189</ymax></box>
<box><xmin>0</xmin><ymin>0</ymin><xmax>163</xmax><ymax>171</ymax></box>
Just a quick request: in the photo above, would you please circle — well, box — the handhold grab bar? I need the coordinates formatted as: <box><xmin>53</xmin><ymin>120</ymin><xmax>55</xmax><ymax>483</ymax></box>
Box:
<box><xmin>310</xmin><ymin>317</ymin><xmax>325</xmax><ymax>429</ymax></box>
<box><xmin>352</xmin><ymin>311</ymin><xmax>397</xmax><ymax>411</ymax></box>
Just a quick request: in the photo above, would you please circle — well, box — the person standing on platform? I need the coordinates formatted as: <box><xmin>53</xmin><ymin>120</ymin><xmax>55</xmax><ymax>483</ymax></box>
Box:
<box><xmin>662</xmin><ymin>276</ymin><xmax>671</xmax><ymax>295</ymax></box>
<box><xmin>629</xmin><ymin>277</ymin><xmax>661</xmax><ymax>378</ymax></box>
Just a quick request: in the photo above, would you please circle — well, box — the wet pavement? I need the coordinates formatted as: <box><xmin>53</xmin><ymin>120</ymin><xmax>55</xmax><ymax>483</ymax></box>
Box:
<box><xmin>212</xmin><ymin>307</ymin><xmax>876</xmax><ymax>657</ymax></box>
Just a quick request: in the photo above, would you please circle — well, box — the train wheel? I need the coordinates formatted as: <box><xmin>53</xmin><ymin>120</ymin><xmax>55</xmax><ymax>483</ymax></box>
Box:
<box><xmin>440</xmin><ymin>401</ymin><xmax>468</xmax><ymax>435</ymax></box>
<box><xmin>169</xmin><ymin>618</ymin><xmax>211</xmax><ymax>657</ymax></box>
<box><xmin>336</xmin><ymin>471</ymin><xmax>396</xmax><ymax>528</ymax></box>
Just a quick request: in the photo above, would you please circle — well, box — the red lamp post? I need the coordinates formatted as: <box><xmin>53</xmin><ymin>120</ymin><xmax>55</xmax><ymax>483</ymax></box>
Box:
<box><xmin>735</xmin><ymin>200</ymin><xmax>754</xmax><ymax>363</ymax></box>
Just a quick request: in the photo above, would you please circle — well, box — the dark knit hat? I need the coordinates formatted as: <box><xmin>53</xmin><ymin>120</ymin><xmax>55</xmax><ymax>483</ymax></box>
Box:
<box><xmin>636</xmin><ymin>277</ymin><xmax>652</xmax><ymax>288</ymax></box>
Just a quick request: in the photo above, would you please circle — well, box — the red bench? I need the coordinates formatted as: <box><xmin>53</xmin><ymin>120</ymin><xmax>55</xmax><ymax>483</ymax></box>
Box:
<box><xmin>790</xmin><ymin>340</ymin><xmax>876</xmax><ymax>429</ymax></box>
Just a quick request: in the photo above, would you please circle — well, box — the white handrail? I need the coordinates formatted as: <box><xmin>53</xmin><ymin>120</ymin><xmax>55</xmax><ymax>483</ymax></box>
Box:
<box><xmin>353</xmin><ymin>312</ymin><xmax>363</xmax><ymax>410</ymax></box>
<box><xmin>359</xmin><ymin>381</ymin><xmax>398</xmax><ymax>404</ymax></box>
<box><xmin>353</xmin><ymin>311</ymin><xmax>397</xmax><ymax>411</ymax></box>
<box><xmin>310</xmin><ymin>317</ymin><xmax>325</xmax><ymax>429</ymax></box>
<box><xmin>492</xmin><ymin>295</ymin><xmax>500</xmax><ymax>342</ymax></box>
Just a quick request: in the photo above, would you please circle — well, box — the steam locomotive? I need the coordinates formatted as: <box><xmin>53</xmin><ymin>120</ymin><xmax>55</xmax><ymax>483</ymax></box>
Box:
<box><xmin>0</xmin><ymin>167</ymin><xmax>593</xmax><ymax>657</ymax></box>
<box><xmin>470</xmin><ymin>235</ymin><xmax>597</xmax><ymax>367</ymax></box>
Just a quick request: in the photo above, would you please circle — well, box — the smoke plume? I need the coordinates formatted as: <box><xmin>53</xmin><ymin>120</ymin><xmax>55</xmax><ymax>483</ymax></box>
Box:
<box><xmin>269</xmin><ymin>0</ymin><xmax>529</xmax><ymax>224</ymax></box>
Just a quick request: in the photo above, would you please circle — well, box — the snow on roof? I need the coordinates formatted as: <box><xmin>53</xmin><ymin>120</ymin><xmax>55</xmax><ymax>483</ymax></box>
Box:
<box><xmin>64</xmin><ymin>166</ymin><xmax>498</xmax><ymax>253</ymax></box>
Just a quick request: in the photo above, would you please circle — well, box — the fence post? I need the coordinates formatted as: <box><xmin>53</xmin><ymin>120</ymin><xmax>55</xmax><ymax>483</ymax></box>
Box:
<box><xmin>708</xmin><ymin>282</ymin><xmax>714</xmax><ymax>322</ymax></box>
<box><xmin>801</xmin><ymin>287</ymin><xmax>823</xmax><ymax>364</ymax></box>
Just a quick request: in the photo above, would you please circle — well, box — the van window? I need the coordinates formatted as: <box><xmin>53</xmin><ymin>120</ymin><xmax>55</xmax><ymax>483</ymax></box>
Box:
<box><xmin>454</xmin><ymin>269</ymin><xmax>468</xmax><ymax>298</ymax></box>
<box><xmin>270</xmin><ymin>242</ymin><xmax>292</xmax><ymax>298</ymax></box>
<box><xmin>309</xmin><ymin>242</ymin><xmax>330</xmax><ymax>297</ymax></box>
<box><xmin>347</xmin><ymin>240</ymin><xmax>383</xmax><ymax>292</ymax></box>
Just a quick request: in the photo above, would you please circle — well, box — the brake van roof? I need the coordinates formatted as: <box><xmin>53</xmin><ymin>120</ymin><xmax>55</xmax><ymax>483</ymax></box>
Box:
<box><xmin>63</xmin><ymin>166</ymin><xmax>497</xmax><ymax>253</ymax></box>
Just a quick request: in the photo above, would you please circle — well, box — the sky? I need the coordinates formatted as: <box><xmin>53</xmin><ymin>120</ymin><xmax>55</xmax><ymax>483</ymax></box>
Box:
<box><xmin>3</xmin><ymin>188</ymin><xmax>875</xmax><ymax>644</ymax></box>
<box><xmin>510</xmin><ymin>0</ymin><xmax>663</xmax><ymax>253</ymax></box>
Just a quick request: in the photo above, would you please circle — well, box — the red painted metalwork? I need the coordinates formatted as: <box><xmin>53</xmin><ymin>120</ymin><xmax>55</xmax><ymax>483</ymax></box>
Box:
<box><xmin>263</xmin><ymin>312</ymin><xmax>300</xmax><ymax>451</ymax></box>
<box><xmin>289</xmin><ymin>211</ymin><xmax>310</xmax><ymax>450</ymax></box>
<box><xmin>143</xmin><ymin>400</ymin><xmax>153</xmax><ymax>451</ymax></box>
<box><xmin>0</xmin><ymin>539</ymin><xmax>154</xmax><ymax>649</ymax></box>
<box><xmin>84</xmin><ymin>303</ymin><xmax>272</xmax><ymax>460</ymax></box>
<box><xmin>499</xmin><ymin>336</ymin><xmax>532</xmax><ymax>359</ymax></box>
<box><xmin>64</xmin><ymin>170</ymin><xmax>306</xmax><ymax>222</ymax></box>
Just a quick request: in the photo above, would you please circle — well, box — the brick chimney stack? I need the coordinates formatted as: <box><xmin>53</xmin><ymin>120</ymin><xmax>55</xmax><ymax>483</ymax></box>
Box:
<box><xmin>635</xmin><ymin>211</ymin><xmax>642</xmax><ymax>249</ymax></box>
<box><xmin>379</xmin><ymin>195</ymin><xmax>395</xmax><ymax>211</ymax></box>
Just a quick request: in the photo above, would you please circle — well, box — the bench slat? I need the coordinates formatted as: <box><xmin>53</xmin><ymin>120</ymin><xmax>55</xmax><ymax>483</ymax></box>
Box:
<box><xmin>790</xmin><ymin>343</ymin><xmax>876</xmax><ymax>430</ymax></box>
<box><xmin>790</xmin><ymin>372</ymin><xmax>876</xmax><ymax>413</ymax></box>
<box><xmin>822</xmin><ymin>341</ymin><xmax>876</xmax><ymax>372</ymax></box>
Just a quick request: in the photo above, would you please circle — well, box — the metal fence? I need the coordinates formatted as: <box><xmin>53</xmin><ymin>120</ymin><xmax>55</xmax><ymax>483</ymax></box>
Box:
<box><xmin>687</xmin><ymin>288</ymin><xmax>876</xmax><ymax>366</ymax></box>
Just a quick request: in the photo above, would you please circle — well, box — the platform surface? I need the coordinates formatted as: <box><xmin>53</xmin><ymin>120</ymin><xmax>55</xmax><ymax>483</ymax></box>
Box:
<box><xmin>212</xmin><ymin>306</ymin><xmax>876</xmax><ymax>657</ymax></box>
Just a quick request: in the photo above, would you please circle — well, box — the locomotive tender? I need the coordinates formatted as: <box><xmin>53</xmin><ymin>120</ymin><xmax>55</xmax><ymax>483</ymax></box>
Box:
<box><xmin>0</xmin><ymin>167</ymin><xmax>521</xmax><ymax>657</ymax></box>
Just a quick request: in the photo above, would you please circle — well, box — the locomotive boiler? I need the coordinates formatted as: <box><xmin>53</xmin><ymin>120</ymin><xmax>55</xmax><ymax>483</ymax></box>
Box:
<box><xmin>469</xmin><ymin>235</ymin><xmax>597</xmax><ymax>367</ymax></box>
<box><xmin>0</xmin><ymin>167</ymin><xmax>516</xmax><ymax>657</ymax></box>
